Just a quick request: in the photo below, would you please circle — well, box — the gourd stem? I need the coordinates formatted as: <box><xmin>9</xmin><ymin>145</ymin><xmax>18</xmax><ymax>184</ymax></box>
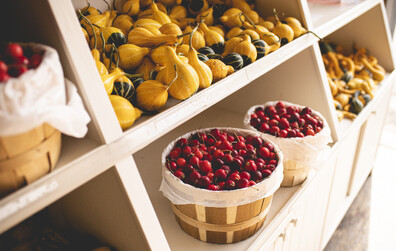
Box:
<box><xmin>177</xmin><ymin>32</ymin><xmax>192</xmax><ymax>39</ymax></box>
<box><xmin>306</xmin><ymin>30</ymin><xmax>322</xmax><ymax>41</ymax></box>
<box><xmin>261</xmin><ymin>33</ymin><xmax>281</xmax><ymax>43</ymax></box>
<box><xmin>240</xmin><ymin>12</ymin><xmax>256</xmax><ymax>29</ymax></box>
<box><xmin>101</xmin><ymin>0</ymin><xmax>111</xmax><ymax>10</ymax></box>
<box><xmin>273</xmin><ymin>8</ymin><xmax>280</xmax><ymax>23</ymax></box>
<box><xmin>113</xmin><ymin>0</ymin><xmax>117</xmax><ymax>11</ymax></box>
<box><xmin>189</xmin><ymin>23</ymin><xmax>200</xmax><ymax>49</ymax></box>
<box><xmin>124</xmin><ymin>72</ymin><xmax>144</xmax><ymax>78</ymax></box>
<box><xmin>166</xmin><ymin>65</ymin><xmax>179</xmax><ymax>91</ymax></box>
<box><xmin>100</xmin><ymin>32</ymin><xmax>106</xmax><ymax>55</ymax></box>
<box><xmin>112</xmin><ymin>43</ymin><xmax>120</xmax><ymax>69</ymax></box>
<box><xmin>80</xmin><ymin>2</ymin><xmax>91</xmax><ymax>16</ymax></box>
<box><xmin>78</xmin><ymin>10</ymin><xmax>97</xmax><ymax>49</ymax></box>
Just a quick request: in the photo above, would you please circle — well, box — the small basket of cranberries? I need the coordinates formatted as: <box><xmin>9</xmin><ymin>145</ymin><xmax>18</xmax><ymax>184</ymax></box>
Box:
<box><xmin>244</xmin><ymin>101</ymin><xmax>333</xmax><ymax>187</ymax></box>
<box><xmin>160</xmin><ymin>127</ymin><xmax>284</xmax><ymax>244</ymax></box>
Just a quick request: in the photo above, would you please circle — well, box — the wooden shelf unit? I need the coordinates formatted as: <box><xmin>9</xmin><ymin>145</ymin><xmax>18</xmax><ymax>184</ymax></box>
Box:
<box><xmin>0</xmin><ymin>0</ymin><xmax>395</xmax><ymax>250</ymax></box>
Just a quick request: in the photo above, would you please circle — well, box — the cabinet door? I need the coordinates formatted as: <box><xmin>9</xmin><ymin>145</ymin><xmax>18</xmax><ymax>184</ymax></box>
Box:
<box><xmin>348</xmin><ymin>84</ymin><xmax>393</xmax><ymax>196</ymax></box>
<box><xmin>321</xmin><ymin>127</ymin><xmax>362</xmax><ymax>248</ymax></box>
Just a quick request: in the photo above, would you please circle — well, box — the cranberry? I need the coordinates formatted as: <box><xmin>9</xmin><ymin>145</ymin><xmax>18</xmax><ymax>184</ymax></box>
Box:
<box><xmin>228</xmin><ymin>172</ymin><xmax>241</xmax><ymax>182</ymax></box>
<box><xmin>177</xmin><ymin>138</ymin><xmax>188</xmax><ymax>147</ymax></box>
<box><xmin>237</xmin><ymin>178</ymin><xmax>250</xmax><ymax>188</ymax></box>
<box><xmin>223</xmin><ymin>180</ymin><xmax>236</xmax><ymax>190</ymax></box>
<box><xmin>244</xmin><ymin>160</ymin><xmax>257</xmax><ymax>172</ymax></box>
<box><xmin>240</xmin><ymin>171</ymin><xmax>251</xmax><ymax>180</ymax></box>
<box><xmin>199</xmin><ymin>160</ymin><xmax>212</xmax><ymax>173</ymax></box>
<box><xmin>197</xmin><ymin>176</ymin><xmax>210</xmax><ymax>188</ymax></box>
<box><xmin>279</xmin><ymin>129</ymin><xmax>288</xmax><ymax>138</ymax></box>
<box><xmin>167</xmin><ymin>161</ymin><xmax>178</xmax><ymax>172</ymax></box>
<box><xmin>258</xmin><ymin>147</ymin><xmax>270</xmax><ymax>158</ymax></box>
<box><xmin>0</xmin><ymin>71</ymin><xmax>10</xmax><ymax>83</ymax></box>
<box><xmin>259</xmin><ymin>122</ymin><xmax>270</xmax><ymax>132</ymax></box>
<box><xmin>0</xmin><ymin>60</ymin><xmax>8</xmax><ymax>73</ymax></box>
<box><xmin>188</xmin><ymin>171</ymin><xmax>201</xmax><ymax>186</ymax></box>
<box><xmin>301</xmin><ymin>107</ymin><xmax>312</xmax><ymax>115</ymax></box>
<box><xmin>234</xmin><ymin>141</ymin><xmax>246</xmax><ymax>150</ymax></box>
<box><xmin>176</xmin><ymin>158</ymin><xmax>186</xmax><ymax>168</ymax></box>
<box><xmin>208</xmin><ymin>184</ymin><xmax>219</xmax><ymax>190</ymax></box>
<box><xmin>261</xmin><ymin>169</ymin><xmax>272</xmax><ymax>178</ymax></box>
<box><xmin>263</xmin><ymin>142</ymin><xmax>274</xmax><ymax>152</ymax></box>
<box><xmin>28</xmin><ymin>54</ymin><xmax>43</xmax><ymax>69</ymax></box>
<box><xmin>5</xmin><ymin>44</ymin><xmax>24</xmax><ymax>59</ymax></box>
<box><xmin>275</xmin><ymin>101</ymin><xmax>285</xmax><ymax>109</ymax></box>
<box><xmin>214</xmin><ymin>168</ymin><xmax>227</xmax><ymax>181</ymax></box>
<box><xmin>251</xmin><ymin>170</ymin><xmax>263</xmax><ymax>181</ymax></box>
<box><xmin>269</xmin><ymin>126</ymin><xmax>280</xmax><ymax>136</ymax></box>
<box><xmin>174</xmin><ymin>170</ymin><xmax>186</xmax><ymax>180</ymax></box>
<box><xmin>279</xmin><ymin>118</ymin><xmax>290</xmax><ymax>129</ymax></box>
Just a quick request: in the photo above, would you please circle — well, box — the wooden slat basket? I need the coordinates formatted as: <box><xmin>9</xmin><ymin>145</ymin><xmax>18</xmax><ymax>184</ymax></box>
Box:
<box><xmin>281</xmin><ymin>160</ymin><xmax>311</xmax><ymax>187</ymax></box>
<box><xmin>171</xmin><ymin>195</ymin><xmax>273</xmax><ymax>244</ymax></box>
<box><xmin>0</xmin><ymin>123</ymin><xmax>61</xmax><ymax>197</ymax></box>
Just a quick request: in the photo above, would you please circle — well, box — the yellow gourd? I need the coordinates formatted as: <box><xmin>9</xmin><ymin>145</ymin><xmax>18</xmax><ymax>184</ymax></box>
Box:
<box><xmin>109</xmin><ymin>95</ymin><xmax>142</xmax><ymax>130</ymax></box>
<box><xmin>118</xmin><ymin>44</ymin><xmax>150</xmax><ymax>70</ymax></box>
<box><xmin>156</xmin><ymin>46</ymin><xmax>199</xmax><ymax>100</ymax></box>
<box><xmin>284</xmin><ymin>17</ymin><xmax>307</xmax><ymax>39</ymax></box>
<box><xmin>150</xmin><ymin>2</ymin><xmax>172</xmax><ymax>25</ymax></box>
<box><xmin>122</xmin><ymin>0</ymin><xmax>140</xmax><ymax>16</ymax></box>
<box><xmin>258</xmin><ymin>17</ymin><xmax>274</xmax><ymax>31</ymax></box>
<box><xmin>140</xmin><ymin>0</ymin><xmax>153</xmax><ymax>9</ymax></box>
<box><xmin>187</xmin><ymin>25</ymin><xmax>213</xmax><ymax>89</ymax></box>
<box><xmin>272</xmin><ymin>11</ymin><xmax>294</xmax><ymax>45</ymax></box>
<box><xmin>136</xmin><ymin>57</ymin><xmax>155</xmax><ymax>80</ymax></box>
<box><xmin>79</xmin><ymin>4</ymin><xmax>100</xmax><ymax>16</ymax></box>
<box><xmin>150</xmin><ymin>45</ymin><xmax>175</xmax><ymax>65</ymax></box>
<box><xmin>222</xmin><ymin>36</ymin><xmax>243</xmax><ymax>57</ymax></box>
<box><xmin>219</xmin><ymin>8</ymin><xmax>244</xmax><ymax>29</ymax></box>
<box><xmin>176</xmin><ymin>44</ymin><xmax>189</xmax><ymax>56</ymax></box>
<box><xmin>172</xmin><ymin>18</ymin><xmax>196</xmax><ymax>30</ymax></box>
<box><xmin>199</xmin><ymin>21</ymin><xmax>225</xmax><ymax>54</ymax></box>
<box><xmin>183</xmin><ymin>25</ymin><xmax>205</xmax><ymax>51</ymax></box>
<box><xmin>134</xmin><ymin>18</ymin><xmax>162</xmax><ymax>30</ymax></box>
<box><xmin>81</xmin><ymin>11</ymin><xmax>110</xmax><ymax>36</ymax></box>
<box><xmin>242</xmin><ymin>21</ymin><xmax>269</xmax><ymax>37</ymax></box>
<box><xmin>102</xmin><ymin>68</ymin><xmax>124</xmax><ymax>95</ymax></box>
<box><xmin>242</xmin><ymin>29</ymin><xmax>260</xmax><ymax>40</ymax></box>
<box><xmin>82</xmin><ymin>27</ymin><xmax>89</xmax><ymax>43</ymax></box>
<box><xmin>188</xmin><ymin>0</ymin><xmax>209</xmax><ymax>16</ymax></box>
<box><xmin>127</xmin><ymin>27</ymin><xmax>180</xmax><ymax>47</ymax></box>
<box><xmin>160</xmin><ymin>23</ymin><xmax>183</xmax><ymax>43</ymax></box>
<box><xmin>230</xmin><ymin>0</ymin><xmax>259</xmax><ymax>24</ymax></box>
<box><xmin>196</xmin><ymin>8</ymin><xmax>214</xmax><ymax>26</ymax></box>
<box><xmin>107</xmin><ymin>10</ymin><xmax>118</xmax><ymax>27</ymax></box>
<box><xmin>226</xmin><ymin>26</ymin><xmax>244</xmax><ymax>39</ymax></box>
<box><xmin>112</xmin><ymin>15</ymin><xmax>134</xmax><ymax>36</ymax></box>
<box><xmin>205</xmin><ymin>59</ymin><xmax>232</xmax><ymax>82</ymax></box>
<box><xmin>169</xmin><ymin>5</ymin><xmax>188</xmax><ymax>20</ymax></box>
<box><xmin>208</xmin><ymin>26</ymin><xmax>225</xmax><ymax>38</ymax></box>
<box><xmin>233</xmin><ymin>34</ymin><xmax>257</xmax><ymax>65</ymax></box>
<box><xmin>136</xmin><ymin>79</ymin><xmax>170</xmax><ymax>111</ymax></box>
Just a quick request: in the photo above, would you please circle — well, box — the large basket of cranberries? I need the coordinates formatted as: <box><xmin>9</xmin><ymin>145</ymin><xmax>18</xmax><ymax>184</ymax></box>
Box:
<box><xmin>244</xmin><ymin>101</ymin><xmax>332</xmax><ymax>187</ymax></box>
<box><xmin>160</xmin><ymin>127</ymin><xmax>284</xmax><ymax>244</ymax></box>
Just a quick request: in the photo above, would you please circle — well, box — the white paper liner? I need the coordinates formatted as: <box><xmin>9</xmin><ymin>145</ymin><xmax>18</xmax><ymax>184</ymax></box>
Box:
<box><xmin>0</xmin><ymin>43</ymin><xmax>90</xmax><ymax>137</ymax></box>
<box><xmin>243</xmin><ymin>101</ymin><xmax>333</xmax><ymax>170</ymax></box>
<box><xmin>160</xmin><ymin>127</ymin><xmax>284</xmax><ymax>207</ymax></box>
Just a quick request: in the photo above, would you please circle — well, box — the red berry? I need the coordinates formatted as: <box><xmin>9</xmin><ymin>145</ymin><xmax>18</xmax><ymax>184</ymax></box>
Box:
<box><xmin>279</xmin><ymin>129</ymin><xmax>288</xmax><ymax>138</ymax></box>
<box><xmin>213</xmin><ymin>149</ymin><xmax>225</xmax><ymax>159</ymax></box>
<box><xmin>234</xmin><ymin>141</ymin><xmax>246</xmax><ymax>150</ymax></box>
<box><xmin>258</xmin><ymin>147</ymin><xmax>270</xmax><ymax>158</ymax></box>
<box><xmin>182</xmin><ymin>146</ymin><xmax>192</xmax><ymax>156</ymax></box>
<box><xmin>244</xmin><ymin>160</ymin><xmax>257</xmax><ymax>173</ymax></box>
<box><xmin>250</xmin><ymin>117</ymin><xmax>261</xmax><ymax>128</ymax></box>
<box><xmin>224</xmin><ymin>180</ymin><xmax>236</xmax><ymax>190</ymax></box>
<box><xmin>13</xmin><ymin>56</ymin><xmax>29</xmax><ymax>65</ymax></box>
<box><xmin>218</xmin><ymin>182</ymin><xmax>225</xmax><ymax>190</ymax></box>
<box><xmin>240</xmin><ymin>171</ymin><xmax>251</xmax><ymax>180</ymax></box>
<box><xmin>296</xmin><ymin>131</ymin><xmax>305</xmax><ymax>138</ymax></box>
<box><xmin>259</xmin><ymin>122</ymin><xmax>270</xmax><ymax>132</ymax></box>
<box><xmin>167</xmin><ymin>161</ymin><xmax>178</xmax><ymax>171</ymax></box>
<box><xmin>263</xmin><ymin>142</ymin><xmax>274</xmax><ymax>152</ymax></box>
<box><xmin>188</xmin><ymin>171</ymin><xmax>201</xmax><ymax>186</ymax></box>
<box><xmin>249</xmin><ymin>180</ymin><xmax>256</xmax><ymax>186</ymax></box>
<box><xmin>197</xmin><ymin>176</ymin><xmax>211</xmax><ymax>188</ymax></box>
<box><xmin>261</xmin><ymin>169</ymin><xmax>272</xmax><ymax>178</ymax></box>
<box><xmin>268</xmin><ymin>159</ymin><xmax>278</xmax><ymax>166</ymax></box>
<box><xmin>305</xmin><ymin>128</ymin><xmax>315</xmax><ymax>136</ymax></box>
<box><xmin>272</xmin><ymin>114</ymin><xmax>280</xmax><ymax>121</ymax></box>
<box><xmin>174</xmin><ymin>170</ymin><xmax>185</xmax><ymax>180</ymax></box>
<box><xmin>5</xmin><ymin>44</ymin><xmax>24</xmax><ymax>59</ymax></box>
<box><xmin>220</xmin><ymin>140</ymin><xmax>233</xmax><ymax>150</ymax></box>
<box><xmin>214</xmin><ymin>169</ymin><xmax>228</xmax><ymax>181</ymax></box>
<box><xmin>0</xmin><ymin>71</ymin><xmax>10</xmax><ymax>83</ymax></box>
<box><xmin>193</xmin><ymin>148</ymin><xmax>203</xmax><ymax>159</ymax></box>
<box><xmin>177</xmin><ymin>138</ymin><xmax>188</xmax><ymax>147</ymax></box>
<box><xmin>301</xmin><ymin>107</ymin><xmax>312</xmax><ymax>115</ymax></box>
<box><xmin>275</xmin><ymin>101</ymin><xmax>285</xmax><ymax>109</ymax></box>
<box><xmin>176</xmin><ymin>158</ymin><xmax>187</xmax><ymax>168</ymax></box>
<box><xmin>251</xmin><ymin>137</ymin><xmax>263</xmax><ymax>148</ymax></box>
<box><xmin>265</xmin><ymin>164</ymin><xmax>276</xmax><ymax>172</ymax></box>
<box><xmin>237</xmin><ymin>178</ymin><xmax>250</xmax><ymax>188</ymax></box>
<box><xmin>207</xmin><ymin>172</ymin><xmax>214</xmax><ymax>181</ymax></box>
<box><xmin>202</xmin><ymin>152</ymin><xmax>212</xmax><ymax>162</ymax></box>
<box><xmin>288</xmin><ymin>129</ymin><xmax>297</xmax><ymax>137</ymax></box>
<box><xmin>221</xmin><ymin>165</ymin><xmax>231</xmax><ymax>174</ymax></box>
<box><xmin>277</xmin><ymin>108</ymin><xmax>286</xmax><ymax>116</ymax></box>
<box><xmin>228</xmin><ymin>172</ymin><xmax>241</xmax><ymax>182</ymax></box>
<box><xmin>28</xmin><ymin>54</ymin><xmax>43</xmax><ymax>69</ymax></box>
<box><xmin>208</xmin><ymin>184</ymin><xmax>220</xmax><ymax>190</ymax></box>
<box><xmin>199</xmin><ymin>160</ymin><xmax>212</xmax><ymax>173</ymax></box>
<box><xmin>269</xmin><ymin>119</ymin><xmax>278</xmax><ymax>127</ymax></box>
<box><xmin>269</xmin><ymin>126</ymin><xmax>280</xmax><ymax>136</ymax></box>
<box><xmin>0</xmin><ymin>60</ymin><xmax>8</xmax><ymax>73</ymax></box>
<box><xmin>205</xmin><ymin>137</ymin><xmax>215</xmax><ymax>146</ymax></box>
<box><xmin>279</xmin><ymin>118</ymin><xmax>290</xmax><ymax>129</ymax></box>
<box><xmin>189</xmin><ymin>156</ymin><xmax>200</xmax><ymax>167</ymax></box>
<box><xmin>183</xmin><ymin>164</ymin><xmax>194</xmax><ymax>174</ymax></box>
<box><xmin>222</xmin><ymin>154</ymin><xmax>233</xmax><ymax>164</ymax></box>
<box><xmin>230</xmin><ymin>158</ymin><xmax>243</xmax><ymax>170</ymax></box>
<box><xmin>256</xmin><ymin>110</ymin><xmax>265</xmax><ymax>120</ymax></box>
<box><xmin>251</xmin><ymin>170</ymin><xmax>263</xmax><ymax>181</ymax></box>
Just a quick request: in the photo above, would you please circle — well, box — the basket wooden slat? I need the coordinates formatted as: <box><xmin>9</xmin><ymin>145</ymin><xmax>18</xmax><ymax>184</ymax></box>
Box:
<box><xmin>281</xmin><ymin>160</ymin><xmax>312</xmax><ymax>187</ymax></box>
<box><xmin>0</xmin><ymin>124</ymin><xmax>61</xmax><ymax>197</ymax></box>
<box><xmin>172</xmin><ymin>195</ymin><xmax>273</xmax><ymax>244</ymax></box>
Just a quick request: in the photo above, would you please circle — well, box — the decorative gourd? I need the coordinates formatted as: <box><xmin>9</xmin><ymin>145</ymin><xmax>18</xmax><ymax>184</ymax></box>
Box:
<box><xmin>133</xmin><ymin>19</ymin><xmax>162</xmax><ymax>31</ymax></box>
<box><xmin>160</xmin><ymin>23</ymin><xmax>183</xmax><ymax>43</ymax></box>
<box><xmin>223</xmin><ymin>52</ymin><xmax>244</xmax><ymax>70</ymax></box>
<box><xmin>196</xmin><ymin>8</ymin><xmax>214</xmax><ymax>26</ymax></box>
<box><xmin>109</xmin><ymin>95</ymin><xmax>142</xmax><ymax>130</ymax></box>
<box><xmin>150</xmin><ymin>2</ymin><xmax>172</xmax><ymax>25</ymax></box>
<box><xmin>234</xmin><ymin>35</ymin><xmax>257</xmax><ymax>66</ymax></box>
<box><xmin>284</xmin><ymin>17</ymin><xmax>307</xmax><ymax>39</ymax></box>
<box><xmin>219</xmin><ymin>8</ymin><xmax>244</xmax><ymax>29</ymax></box>
<box><xmin>98</xmin><ymin>27</ymin><xmax>126</xmax><ymax>47</ymax></box>
<box><xmin>118</xmin><ymin>44</ymin><xmax>150</xmax><ymax>70</ymax></box>
<box><xmin>136</xmin><ymin>57</ymin><xmax>155</xmax><ymax>80</ymax></box>
<box><xmin>187</xmin><ymin>24</ymin><xmax>213</xmax><ymax>89</ymax></box>
<box><xmin>130</xmin><ymin>76</ymin><xmax>144</xmax><ymax>89</ymax></box>
<box><xmin>225</xmin><ymin>27</ymin><xmax>244</xmax><ymax>39</ymax></box>
<box><xmin>188</xmin><ymin>0</ymin><xmax>209</xmax><ymax>16</ymax></box>
<box><xmin>258</xmin><ymin>17</ymin><xmax>274</xmax><ymax>31</ymax></box>
<box><xmin>350</xmin><ymin>96</ymin><xmax>364</xmax><ymax>114</ymax></box>
<box><xmin>358</xmin><ymin>93</ymin><xmax>371</xmax><ymax>106</ymax></box>
<box><xmin>82</xmin><ymin>27</ymin><xmax>89</xmax><ymax>43</ymax></box>
<box><xmin>197</xmin><ymin>53</ymin><xmax>209</xmax><ymax>62</ymax></box>
<box><xmin>101</xmin><ymin>68</ymin><xmax>124</xmax><ymax>95</ymax></box>
<box><xmin>112</xmin><ymin>15</ymin><xmax>134</xmax><ymax>36</ymax></box>
<box><xmin>156</xmin><ymin>46</ymin><xmax>199</xmax><ymax>100</ymax></box>
<box><xmin>178</xmin><ymin>55</ymin><xmax>189</xmax><ymax>64</ymax></box>
<box><xmin>80</xmin><ymin>4</ymin><xmax>100</xmax><ymax>17</ymax></box>
<box><xmin>242</xmin><ymin>21</ymin><xmax>269</xmax><ymax>37</ymax></box>
<box><xmin>335</xmin><ymin>93</ymin><xmax>350</xmax><ymax>107</ymax></box>
<box><xmin>207</xmin><ymin>54</ymin><xmax>223</xmax><ymax>60</ymax></box>
<box><xmin>150</xmin><ymin>45</ymin><xmax>176</xmax><ymax>65</ymax></box>
<box><xmin>136</xmin><ymin>80</ymin><xmax>169</xmax><ymax>112</ymax></box>
<box><xmin>199</xmin><ymin>21</ymin><xmax>225</xmax><ymax>54</ymax></box>
<box><xmin>112</xmin><ymin>76</ymin><xmax>135</xmax><ymax>103</ymax></box>
<box><xmin>230</xmin><ymin>0</ymin><xmax>259</xmax><ymax>24</ymax></box>
<box><xmin>242</xmin><ymin>29</ymin><xmax>260</xmax><ymax>40</ymax></box>
<box><xmin>169</xmin><ymin>5</ymin><xmax>188</xmax><ymax>20</ymax></box>
<box><xmin>208</xmin><ymin>25</ymin><xmax>225</xmax><ymax>38</ymax></box>
<box><xmin>252</xmin><ymin>39</ymin><xmax>269</xmax><ymax>59</ymax></box>
<box><xmin>176</xmin><ymin>44</ymin><xmax>189</xmax><ymax>56</ymax></box>
<box><xmin>205</xmin><ymin>59</ymin><xmax>233</xmax><ymax>82</ymax></box>
<box><xmin>183</xmin><ymin>25</ymin><xmax>205</xmax><ymax>50</ymax></box>
<box><xmin>80</xmin><ymin>11</ymin><xmax>110</xmax><ymax>36</ymax></box>
<box><xmin>272</xmin><ymin>11</ymin><xmax>294</xmax><ymax>45</ymax></box>
<box><xmin>128</xmin><ymin>27</ymin><xmax>179</xmax><ymax>47</ymax></box>
<box><xmin>140</xmin><ymin>0</ymin><xmax>153</xmax><ymax>9</ymax></box>
<box><xmin>222</xmin><ymin>36</ymin><xmax>242</xmax><ymax>57</ymax></box>
<box><xmin>122</xmin><ymin>0</ymin><xmax>140</xmax><ymax>16</ymax></box>
<box><xmin>171</xmin><ymin>18</ymin><xmax>196</xmax><ymax>30</ymax></box>
<box><xmin>198</xmin><ymin>46</ymin><xmax>215</xmax><ymax>55</ymax></box>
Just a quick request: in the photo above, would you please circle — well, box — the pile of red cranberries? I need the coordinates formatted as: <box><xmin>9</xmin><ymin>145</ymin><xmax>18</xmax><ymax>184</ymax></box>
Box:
<box><xmin>165</xmin><ymin>129</ymin><xmax>279</xmax><ymax>191</ymax></box>
<box><xmin>249</xmin><ymin>101</ymin><xmax>324</xmax><ymax>138</ymax></box>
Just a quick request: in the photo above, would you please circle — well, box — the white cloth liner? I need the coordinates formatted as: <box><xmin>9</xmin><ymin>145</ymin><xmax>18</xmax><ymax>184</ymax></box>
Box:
<box><xmin>243</xmin><ymin>101</ymin><xmax>333</xmax><ymax>170</ymax></box>
<box><xmin>160</xmin><ymin>127</ymin><xmax>284</xmax><ymax>207</ymax></box>
<box><xmin>0</xmin><ymin>43</ymin><xmax>90</xmax><ymax>137</ymax></box>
